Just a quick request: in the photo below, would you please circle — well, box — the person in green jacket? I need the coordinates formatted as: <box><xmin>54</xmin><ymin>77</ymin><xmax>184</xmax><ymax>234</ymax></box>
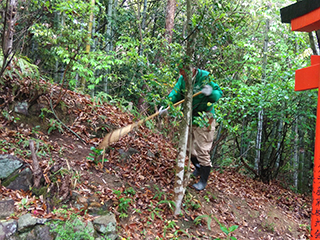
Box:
<box><xmin>159</xmin><ymin>65</ymin><xmax>223</xmax><ymax>191</ymax></box>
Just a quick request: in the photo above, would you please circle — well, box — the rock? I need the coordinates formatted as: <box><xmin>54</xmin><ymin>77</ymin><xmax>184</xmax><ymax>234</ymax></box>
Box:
<box><xmin>4</xmin><ymin>167</ymin><xmax>33</xmax><ymax>192</ymax></box>
<box><xmin>35</xmin><ymin>218</ymin><xmax>48</xmax><ymax>225</ymax></box>
<box><xmin>86</xmin><ymin>221</ymin><xmax>95</xmax><ymax>238</ymax></box>
<box><xmin>0</xmin><ymin>198</ymin><xmax>15</xmax><ymax>220</ymax></box>
<box><xmin>14</xmin><ymin>102</ymin><xmax>28</xmax><ymax>116</ymax></box>
<box><xmin>18</xmin><ymin>214</ymin><xmax>37</xmax><ymax>233</ymax></box>
<box><xmin>74</xmin><ymin>220</ymin><xmax>95</xmax><ymax>238</ymax></box>
<box><xmin>93</xmin><ymin>213</ymin><xmax>117</xmax><ymax>235</ymax></box>
<box><xmin>118</xmin><ymin>148</ymin><xmax>139</xmax><ymax>161</ymax></box>
<box><xmin>147</xmin><ymin>150</ymin><xmax>155</xmax><ymax>158</ymax></box>
<box><xmin>0</xmin><ymin>154</ymin><xmax>33</xmax><ymax>192</ymax></box>
<box><xmin>0</xmin><ymin>212</ymin><xmax>119</xmax><ymax>240</ymax></box>
<box><xmin>0</xmin><ymin>219</ymin><xmax>18</xmax><ymax>240</ymax></box>
<box><xmin>20</xmin><ymin>225</ymin><xmax>54</xmax><ymax>240</ymax></box>
<box><xmin>0</xmin><ymin>155</ymin><xmax>23</xmax><ymax>179</ymax></box>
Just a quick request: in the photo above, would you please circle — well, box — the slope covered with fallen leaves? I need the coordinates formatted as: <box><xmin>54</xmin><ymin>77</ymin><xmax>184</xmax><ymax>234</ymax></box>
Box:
<box><xmin>0</xmin><ymin>76</ymin><xmax>312</xmax><ymax>239</ymax></box>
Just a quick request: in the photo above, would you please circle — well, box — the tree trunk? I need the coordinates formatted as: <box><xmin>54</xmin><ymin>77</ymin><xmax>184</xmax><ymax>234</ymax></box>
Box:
<box><xmin>104</xmin><ymin>0</ymin><xmax>115</xmax><ymax>93</ymax></box>
<box><xmin>315</xmin><ymin>30</ymin><xmax>320</xmax><ymax>50</ymax></box>
<box><xmin>308</xmin><ymin>32</ymin><xmax>318</xmax><ymax>55</ymax></box>
<box><xmin>174</xmin><ymin>0</ymin><xmax>194</xmax><ymax>215</ymax></box>
<box><xmin>255</xmin><ymin>17</ymin><xmax>269</xmax><ymax>175</ymax></box>
<box><xmin>137</xmin><ymin>0</ymin><xmax>148</xmax><ymax>113</ymax></box>
<box><xmin>155</xmin><ymin>0</ymin><xmax>176</xmax><ymax>64</ymax></box>
<box><xmin>298</xmin><ymin>117</ymin><xmax>304</xmax><ymax>191</ymax></box>
<box><xmin>255</xmin><ymin>110</ymin><xmax>263</xmax><ymax>171</ymax></box>
<box><xmin>1</xmin><ymin>0</ymin><xmax>17</xmax><ymax>77</ymax></box>
<box><xmin>276</xmin><ymin>118</ymin><xmax>283</xmax><ymax>169</ymax></box>
<box><xmin>79</xmin><ymin>0</ymin><xmax>95</xmax><ymax>92</ymax></box>
<box><xmin>293</xmin><ymin>119</ymin><xmax>298</xmax><ymax>188</ymax></box>
<box><xmin>3</xmin><ymin>0</ymin><xmax>16</xmax><ymax>58</ymax></box>
<box><xmin>303</xmin><ymin>124</ymin><xmax>314</xmax><ymax>193</ymax></box>
<box><xmin>165</xmin><ymin>0</ymin><xmax>176</xmax><ymax>44</ymax></box>
<box><xmin>29</xmin><ymin>140</ymin><xmax>43</xmax><ymax>188</ymax></box>
<box><xmin>139</xmin><ymin>0</ymin><xmax>147</xmax><ymax>55</ymax></box>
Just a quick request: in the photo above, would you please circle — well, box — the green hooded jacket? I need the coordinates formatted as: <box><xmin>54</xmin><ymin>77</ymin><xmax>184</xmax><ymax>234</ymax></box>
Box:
<box><xmin>168</xmin><ymin>69</ymin><xmax>223</xmax><ymax>120</ymax></box>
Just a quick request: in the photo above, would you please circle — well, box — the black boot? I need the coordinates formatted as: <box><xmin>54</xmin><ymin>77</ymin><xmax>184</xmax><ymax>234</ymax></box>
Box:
<box><xmin>193</xmin><ymin>166</ymin><xmax>211</xmax><ymax>191</ymax></box>
<box><xmin>191</xmin><ymin>156</ymin><xmax>200</xmax><ymax>177</ymax></box>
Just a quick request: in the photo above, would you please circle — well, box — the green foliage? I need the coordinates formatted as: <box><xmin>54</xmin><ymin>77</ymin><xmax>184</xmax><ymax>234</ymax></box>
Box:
<box><xmin>183</xmin><ymin>191</ymin><xmax>201</xmax><ymax>210</ymax></box>
<box><xmin>86</xmin><ymin>146</ymin><xmax>104</xmax><ymax>165</ymax></box>
<box><xmin>118</xmin><ymin>197</ymin><xmax>131</xmax><ymax>218</ymax></box>
<box><xmin>152</xmin><ymin>185</ymin><xmax>165</xmax><ymax>200</ymax></box>
<box><xmin>48</xmin><ymin>118</ymin><xmax>64</xmax><ymax>134</ymax></box>
<box><xmin>193</xmin><ymin>112</ymin><xmax>211</xmax><ymax>128</ymax></box>
<box><xmin>7</xmin><ymin>0</ymin><xmax>315</xmax><ymax>191</ymax></box>
<box><xmin>124</xmin><ymin>187</ymin><xmax>136</xmax><ymax>196</ymax></box>
<box><xmin>147</xmin><ymin>202</ymin><xmax>164</xmax><ymax>221</ymax></box>
<box><xmin>49</xmin><ymin>213</ymin><xmax>94</xmax><ymax>240</ymax></box>
<box><xmin>213</xmin><ymin>216</ymin><xmax>238</xmax><ymax>240</ymax></box>
<box><xmin>26</xmin><ymin>137</ymin><xmax>52</xmax><ymax>158</ymax></box>
<box><xmin>111</xmin><ymin>188</ymin><xmax>134</xmax><ymax>219</ymax></box>
<box><xmin>18</xmin><ymin>197</ymin><xmax>33</xmax><ymax>210</ymax></box>
<box><xmin>1</xmin><ymin>110</ymin><xmax>20</xmax><ymax>124</ymax></box>
<box><xmin>163</xmin><ymin>220</ymin><xmax>177</xmax><ymax>238</ymax></box>
<box><xmin>0</xmin><ymin>134</ymin><xmax>52</xmax><ymax>159</ymax></box>
<box><xmin>0</xmin><ymin>53</ymin><xmax>41</xmax><ymax>81</ymax></box>
<box><xmin>157</xmin><ymin>197</ymin><xmax>176</xmax><ymax>211</ymax></box>
<box><xmin>194</xmin><ymin>214</ymin><xmax>238</xmax><ymax>239</ymax></box>
<box><xmin>39</xmin><ymin>108</ymin><xmax>53</xmax><ymax>120</ymax></box>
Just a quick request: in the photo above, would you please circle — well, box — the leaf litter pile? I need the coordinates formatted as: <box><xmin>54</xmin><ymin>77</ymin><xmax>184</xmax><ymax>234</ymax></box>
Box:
<box><xmin>0</xmin><ymin>76</ymin><xmax>312</xmax><ymax>239</ymax></box>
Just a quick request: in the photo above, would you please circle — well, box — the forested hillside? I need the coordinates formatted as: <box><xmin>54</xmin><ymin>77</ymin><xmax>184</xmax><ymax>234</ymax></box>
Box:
<box><xmin>0</xmin><ymin>0</ymin><xmax>317</xmax><ymax>239</ymax></box>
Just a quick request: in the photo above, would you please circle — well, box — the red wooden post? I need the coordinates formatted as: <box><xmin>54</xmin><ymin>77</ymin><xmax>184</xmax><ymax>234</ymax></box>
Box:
<box><xmin>296</xmin><ymin>56</ymin><xmax>320</xmax><ymax>238</ymax></box>
<box><xmin>281</xmin><ymin>0</ymin><xmax>320</xmax><ymax>238</ymax></box>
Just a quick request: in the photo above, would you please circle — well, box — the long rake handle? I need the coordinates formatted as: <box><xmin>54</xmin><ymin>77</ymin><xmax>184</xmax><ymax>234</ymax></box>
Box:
<box><xmin>98</xmin><ymin>91</ymin><xmax>202</xmax><ymax>149</ymax></box>
<box><xmin>140</xmin><ymin>91</ymin><xmax>202</xmax><ymax>123</ymax></box>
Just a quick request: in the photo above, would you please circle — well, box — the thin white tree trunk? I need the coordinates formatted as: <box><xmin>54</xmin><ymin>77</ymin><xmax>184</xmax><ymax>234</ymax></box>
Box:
<box><xmin>255</xmin><ymin>110</ymin><xmax>263</xmax><ymax>170</ymax></box>
<box><xmin>174</xmin><ymin>0</ymin><xmax>193</xmax><ymax>215</ymax></box>
<box><xmin>104</xmin><ymin>0</ymin><xmax>114</xmax><ymax>93</ymax></box>
<box><xmin>298</xmin><ymin>116</ymin><xmax>304</xmax><ymax>191</ymax></box>
<box><xmin>174</xmin><ymin>106</ymin><xmax>191</xmax><ymax>215</ymax></box>
<box><xmin>255</xmin><ymin>17</ymin><xmax>269</xmax><ymax>172</ymax></box>
<box><xmin>276</xmin><ymin>119</ymin><xmax>283</xmax><ymax>168</ymax></box>
<box><xmin>54</xmin><ymin>11</ymin><xmax>60</xmax><ymax>81</ymax></box>
<box><xmin>139</xmin><ymin>0</ymin><xmax>147</xmax><ymax>56</ymax></box>
<box><xmin>309</xmin><ymin>32</ymin><xmax>318</xmax><ymax>55</ymax></box>
<box><xmin>293</xmin><ymin>119</ymin><xmax>298</xmax><ymax>188</ymax></box>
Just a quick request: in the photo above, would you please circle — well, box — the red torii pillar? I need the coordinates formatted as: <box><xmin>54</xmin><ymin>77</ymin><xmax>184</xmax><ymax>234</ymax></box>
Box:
<box><xmin>281</xmin><ymin>0</ymin><xmax>320</xmax><ymax>238</ymax></box>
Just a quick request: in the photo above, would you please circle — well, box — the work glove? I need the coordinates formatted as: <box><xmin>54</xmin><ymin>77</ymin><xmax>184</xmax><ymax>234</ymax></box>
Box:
<box><xmin>201</xmin><ymin>84</ymin><xmax>213</xmax><ymax>96</ymax></box>
<box><xmin>159</xmin><ymin>106</ymin><xmax>168</xmax><ymax>116</ymax></box>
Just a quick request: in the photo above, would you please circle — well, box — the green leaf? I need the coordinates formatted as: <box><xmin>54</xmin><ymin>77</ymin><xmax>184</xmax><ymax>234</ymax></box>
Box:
<box><xmin>207</xmin><ymin>217</ymin><xmax>212</xmax><ymax>230</ymax></box>
<box><xmin>229</xmin><ymin>225</ymin><xmax>239</xmax><ymax>232</ymax></box>
<box><xmin>220</xmin><ymin>226</ymin><xmax>229</xmax><ymax>235</ymax></box>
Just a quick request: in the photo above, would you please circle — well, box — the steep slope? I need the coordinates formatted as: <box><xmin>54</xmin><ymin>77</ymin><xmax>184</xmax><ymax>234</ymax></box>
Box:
<box><xmin>0</xmin><ymin>77</ymin><xmax>311</xmax><ymax>239</ymax></box>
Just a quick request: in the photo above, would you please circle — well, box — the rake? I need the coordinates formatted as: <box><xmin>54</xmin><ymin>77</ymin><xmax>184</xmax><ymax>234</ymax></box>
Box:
<box><xmin>97</xmin><ymin>91</ymin><xmax>202</xmax><ymax>149</ymax></box>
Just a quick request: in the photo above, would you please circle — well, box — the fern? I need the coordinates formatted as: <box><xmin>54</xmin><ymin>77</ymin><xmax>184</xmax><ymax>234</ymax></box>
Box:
<box><xmin>1</xmin><ymin>54</ymin><xmax>41</xmax><ymax>80</ymax></box>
